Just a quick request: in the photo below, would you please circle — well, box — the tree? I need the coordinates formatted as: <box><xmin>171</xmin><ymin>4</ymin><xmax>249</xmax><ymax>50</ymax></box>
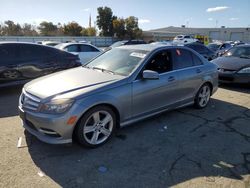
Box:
<box><xmin>113</xmin><ymin>18</ymin><xmax>126</xmax><ymax>39</ymax></box>
<box><xmin>86</xmin><ymin>27</ymin><xmax>97</xmax><ymax>36</ymax></box>
<box><xmin>96</xmin><ymin>6</ymin><xmax>114</xmax><ymax>36</ymax></box>
<box><xmin>2</xmin><ymin>20</ymin><xmax>22</xmax><ymax>36</ymax></box>
<box><xmin>38</xmin><ymin>21</ymin><xmax>58</xmax><ymax>36</ymax></box>
<box><xmin>22</xmin><ymin>23</ymin><xmax>38</xmax><ymax>36</ymax></box>
<box><xmin>81</xmin><ymin>27</ymin><xmax>97</xmax><ymax>36</ymax></box>
<box><xmin>125</xmin><ymin>16</ymin><xmax>142</xmax><ymax>39</ymax></box>
<box><xmin>63</xmin><ymin>22</ymin><xmax>82</xmax><ymax>36</ymax></box>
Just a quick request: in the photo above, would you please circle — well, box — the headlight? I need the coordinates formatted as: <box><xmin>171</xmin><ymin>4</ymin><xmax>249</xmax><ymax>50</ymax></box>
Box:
<box><xmin>237</xmin><ymin>67</ymin><xmax>250</xmax><ymax>74</ymax></box>
<box><xmin>40</xmin><ymin>99</ymin><xmax>74</xmax><ymax>114</ymax></box>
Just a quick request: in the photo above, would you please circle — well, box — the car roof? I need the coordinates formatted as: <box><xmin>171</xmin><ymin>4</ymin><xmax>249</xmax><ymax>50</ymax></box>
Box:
<box><xmin>0</xmin><ymin>41</ymin><xmax>42</xmax><ymax>45</ymax></box>
<box><xmin>117</xmin><ymin>43</ymin><xmax>185</xmax><ymax>52</ymax></box>
<box><xmin>0</xmin><ymin>41</ymin><xmax>57</xmax><ymax>49</ymax></box>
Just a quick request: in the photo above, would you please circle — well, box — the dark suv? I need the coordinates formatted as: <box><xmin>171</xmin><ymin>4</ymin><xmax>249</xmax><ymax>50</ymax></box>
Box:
<box><xmin>0</xmin><ymin>42</ymin><xmax>81</xmax><ymax>86</ymax></box>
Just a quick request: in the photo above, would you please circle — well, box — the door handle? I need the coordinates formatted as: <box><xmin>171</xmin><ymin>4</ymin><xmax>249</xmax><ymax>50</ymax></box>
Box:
<box><xmin>196</xmin><ymin>69</ymin><xmax>202</xmax><ymax>74</ymax></box>
<box><xmin>168</xmin><ymin>76</ymin><xmax>175</xmax><ymax>82</ymax></box>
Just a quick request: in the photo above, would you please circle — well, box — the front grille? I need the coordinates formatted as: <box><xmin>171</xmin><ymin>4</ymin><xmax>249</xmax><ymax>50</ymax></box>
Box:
<box><xmin>20</xmin><ymin>90</ymin><xmax>41</xmax><ymax>111</ymax></box>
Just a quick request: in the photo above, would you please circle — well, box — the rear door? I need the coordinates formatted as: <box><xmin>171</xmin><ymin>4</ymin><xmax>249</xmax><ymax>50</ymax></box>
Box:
<box><xmin>0</xmin><ymin>44</ymin><xmax>19</xmax><ymax>81</ymax></box>
<box><xmin>171</xmin><ymin>48</ymin><xmax>204</xmax><ymax>102</ymax></box>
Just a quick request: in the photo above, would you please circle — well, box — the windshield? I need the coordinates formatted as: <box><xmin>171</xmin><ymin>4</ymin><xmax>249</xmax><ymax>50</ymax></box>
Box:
<box><xmin>85</xmin><ymin>48</ymin><xmax>148</xmax><ymax>76</ymax></box>
<box><xmin>224</xmin><ymin>46</ymin><xmax>250</xmax><ymax>59</ymax></box>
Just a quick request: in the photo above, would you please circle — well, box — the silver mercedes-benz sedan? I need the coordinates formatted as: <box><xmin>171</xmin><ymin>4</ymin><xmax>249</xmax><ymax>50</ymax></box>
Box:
<box><xmin>18</xmin><ymin>44</ymin><xmax>218</xmax><ymax>147</ymax></box>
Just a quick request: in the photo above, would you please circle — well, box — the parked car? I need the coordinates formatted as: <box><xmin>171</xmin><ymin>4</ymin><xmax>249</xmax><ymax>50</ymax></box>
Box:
<box><xmin>55</xmin><ymin>43</ymin><xmax>101</xmax><ymax>65</ymax></box>
<box><xmin>185</xmin><ymin>42</ymin><xmax>216</xmax><ymax>60</ymax></box>
<box><xmin>0</xmin><ymin>42</ymin><xmax>81</xmax><ymax>87</ymax></box>
<box><xmin>110</xmin><ymin>40</ymin><xmax>147</xmax><ymax>48</ymax></box>
<box><xmin>42</xmin><ymin>41</ymin><xmax>61</xmax><ymax>46</ymax></box>
<box><xmin>212</xmin><ymin>45</ymin><xmax>250</xmax><ymax>84</ymax></box>
<box><xmin>173</xmin><ymin>35</ymin><xmax>198</xmax><ymax>44</ymax></box>
<box><xmin>207</xmin><ymin>43</ymin><xmax>221</xmax><ymax>52</ymax></box>
<box><xmin>216</xmin><ymin>42</ymin><xmax>233</xmax><ymax>56</ymax></box>
<box><xmin>19</xmin><ymin>44</ymin><xmax>218</xmax><ymax>147</ymax></box>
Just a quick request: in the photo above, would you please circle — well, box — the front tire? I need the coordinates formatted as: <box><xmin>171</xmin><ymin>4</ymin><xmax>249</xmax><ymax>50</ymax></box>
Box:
<box><xmin>75</xmin><ymin>106</ymin><xmax>116</xmax><ymax>148</ymax></box>
<box><xmin>194</xmin><ymin>83</ymin><xmax>211</xmax><ymax>109</ymax></box>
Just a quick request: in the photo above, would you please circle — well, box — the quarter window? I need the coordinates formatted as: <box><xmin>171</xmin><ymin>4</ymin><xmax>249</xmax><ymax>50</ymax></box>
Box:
<box><xmin>172</xmin><ymin>49</ymin><xmax>193</xmax><ymax>69</ymax></box>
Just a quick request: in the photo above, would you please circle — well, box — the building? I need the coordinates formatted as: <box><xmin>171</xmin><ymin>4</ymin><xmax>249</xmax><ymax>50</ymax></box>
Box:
<box><xmin>143</xmin><ymin>26</ymin><xmax>250</xmax><ymax>43</ymax></box>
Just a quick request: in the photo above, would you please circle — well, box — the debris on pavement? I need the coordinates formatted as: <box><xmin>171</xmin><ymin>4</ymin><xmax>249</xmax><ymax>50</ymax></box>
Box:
<box><xmin>37</xmin><ymin>171</ymin><xmax>45</xmax><ymax>177</ymax></box>
<box><xmin>98</xmin><ymin>166</ymin><xmax>108</xmax><ymax>173</ymax></box>
<box><xmin>17</xmin><ymin>137</ymin><xmax>22</xmax><ymax>148</ymax></box>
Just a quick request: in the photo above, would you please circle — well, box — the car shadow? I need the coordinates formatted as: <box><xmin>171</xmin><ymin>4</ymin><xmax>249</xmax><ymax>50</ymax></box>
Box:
<box><xmin>0</xmin><ymin>85</ymin><xmax>23</xmax><ymax>118</ymax></box>
<box><xmin>219</xmin><ymin>83</ymin><xmax>250</xmax><ymax>94</ymax></box>
<box><xmin>25</xmin><ymin>98</ymin><xmax>250</xmax><ymax>187</ymax></box>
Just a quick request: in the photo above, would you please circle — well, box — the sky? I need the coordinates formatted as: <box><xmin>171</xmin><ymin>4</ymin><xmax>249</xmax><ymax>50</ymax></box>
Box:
<box><xmin>0</xmin><ymin>0</ymin><xmax>249</xmax><ymax>30</ymax></box>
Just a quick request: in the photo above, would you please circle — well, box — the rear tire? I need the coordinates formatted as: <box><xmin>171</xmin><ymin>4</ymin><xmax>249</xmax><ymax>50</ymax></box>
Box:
<box><xmin>2</xmin><ymin>70</ymin><xmax>21</xmax><ymax>79</ymax></box>
<box><xmin>74</xmin><ymin>105</ymin><xmax>116</xmax><ymax>148</ymax></box>
<box><xmin>194</xmin><ymin>83</ymin><xmax>211</xmax><ymax>109</ymax></box>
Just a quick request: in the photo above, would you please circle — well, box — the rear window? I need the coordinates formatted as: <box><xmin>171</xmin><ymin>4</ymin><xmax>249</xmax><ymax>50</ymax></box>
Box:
<box><xmin>66</xmin><ymin>45</ymin><xmax>78</xmax><ymax>52</ymax></box>
<box><xmin>172</xmin><ymin>49</ymin><xmax>193</xmax><ymax>69</ymax></box>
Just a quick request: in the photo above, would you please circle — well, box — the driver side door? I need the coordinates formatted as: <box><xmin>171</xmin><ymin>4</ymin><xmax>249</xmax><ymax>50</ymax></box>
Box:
<box><xmin>132</xmin><ymin>49</ymin><xmax>180</xmax><ymax>118</ymax></box>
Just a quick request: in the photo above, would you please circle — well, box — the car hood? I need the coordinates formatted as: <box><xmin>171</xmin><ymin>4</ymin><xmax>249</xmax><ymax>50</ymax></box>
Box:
<box><xmin>212</xmin><ymin>56</ymin><xmax>250</xmax><ymax>70</ymax></box>
<box><xmin>24</xmin><ymin>67</ymin><xmax>124</xmax><ymax>99</ymax></box>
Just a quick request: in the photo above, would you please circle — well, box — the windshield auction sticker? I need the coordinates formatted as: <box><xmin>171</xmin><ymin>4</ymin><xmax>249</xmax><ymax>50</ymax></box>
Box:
<box><xmin>130</xmin><ymin>52</ymin><xmax>146</xmax><ymax>58</ymax></box>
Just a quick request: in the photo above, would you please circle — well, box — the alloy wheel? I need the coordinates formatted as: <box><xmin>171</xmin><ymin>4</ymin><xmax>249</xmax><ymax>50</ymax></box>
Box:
<box><xmin>83</xmin><ymin>110</ymin><xmax>114</xmax><ymax>145</ymax></box>
<box><xmin>198</xmin><ymin>85</ymin><xmax>211</xmax><ymax>107</ymax></box>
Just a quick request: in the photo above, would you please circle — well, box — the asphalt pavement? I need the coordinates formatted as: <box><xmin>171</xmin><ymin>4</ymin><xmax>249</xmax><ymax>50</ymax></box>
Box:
<box><xmin>0</xmin><ymin>84</ymin><xmax>250</xmax><ymax>188</ymax></box>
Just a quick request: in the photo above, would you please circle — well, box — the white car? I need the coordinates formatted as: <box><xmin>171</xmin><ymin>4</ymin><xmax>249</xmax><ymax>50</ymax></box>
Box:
<box><xmin>173</xmin><ymin>35</ymin><xmax>198</xmax><ymax>44</ymax></box>
<box><xmin>55</xmin><ymin>43</ymin><xmax>101</xmax><ymax>65</ymax></box>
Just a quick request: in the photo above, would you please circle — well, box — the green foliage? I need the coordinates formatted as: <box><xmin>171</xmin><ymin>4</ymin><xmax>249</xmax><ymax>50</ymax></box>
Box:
<box><xmin>96</xmin><ymin>7</ymin><xmax>114</xmax><ymax>36</ymax></box>
<box><xmin>38</xmin><ymin>21</ymin><xmax>58</xmax><ymax>36</ymax></box>
<box><xmin>63</xmin><ymin>22</ymin><xmax>83</xmax><ymax>36</ymax></box>
<box><xmin>96</xmin><ymin>7</ymin><xmax>143</xmax><ymax>39</ymax></box>
<box><xmin>113</xmin><ymin>18</ymin><xmax>126</xmax><ymax>39</ymax></box>
<box><xmin>22</xmin><ymin>23</ymin><xmax>38</xmax><ymax>36</ymax></box>
<box><xmin>2</xmin><ymin>20</ymin><xmax>22</xmax><ymax>36</ymax></box>
<box><xmin>125</xmin><ymin>16</ymin><xmax>142</xmax><ymax>39</ymax></box>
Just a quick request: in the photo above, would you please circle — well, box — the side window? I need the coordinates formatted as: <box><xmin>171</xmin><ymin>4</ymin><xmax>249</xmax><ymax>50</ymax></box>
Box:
<box><xmin>80</xmin><ymin>45</ymin><xmax>99</xmax><ymax>52</ymax></box>
<box><xmin>20</xmin><ymin>44</ymin><xmax>36</xmax><ymax>59</ymax></box>
<box><xmin>0</xmin><ymin>44</ymin><xmax>19</xmax><ymax>64</ymax></box>
<box><xmin>192</xmin><ymin>53</ymin><xmax>203</xmax><ymax>66</ymax></box>
<box><xmin>144</xmin><ymin>50</ymin><xmax>172</xmax><ymax>74</ymax></box>
<box><xmin>184</xmin><ymin>36</ymin><xmax>191</xmax><ymax>39</ymax></box>
<box><xmin>66</xmin><ymin>45</ymin><xmax>78</xmax><ymax>52</ymax></box>
<box><xmin>172</xmin><ymin>49</ymin><xmax>193</xmax><ymax>70</ymax></box>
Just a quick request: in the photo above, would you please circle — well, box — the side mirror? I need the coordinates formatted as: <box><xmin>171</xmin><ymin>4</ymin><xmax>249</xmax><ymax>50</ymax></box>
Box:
<box><xmin>143</xmin><ymin>70</ymin><xmax>159</xmax><ymax>80</ymax></box>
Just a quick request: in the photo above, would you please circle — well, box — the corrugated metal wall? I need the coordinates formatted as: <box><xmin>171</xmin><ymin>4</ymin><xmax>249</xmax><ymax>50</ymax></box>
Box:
<box><xmin>0</xmin><ymin>36</ymin><xmax>117</xmax><ymax>47</ymax></box>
